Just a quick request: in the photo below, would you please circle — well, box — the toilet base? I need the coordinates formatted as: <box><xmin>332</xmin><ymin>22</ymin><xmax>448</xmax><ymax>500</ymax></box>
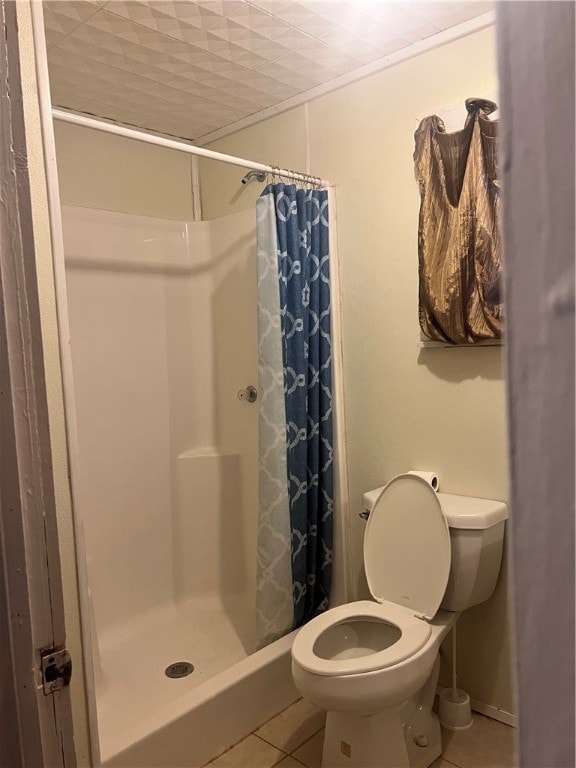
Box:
<box><xmin>321</xmin><ymin>658</ymin><xmax>442</xmax><ymax>768</ymax></box>
<box><xmin>322</xmin><ymin>706</ymin><xmax>441</xmax><ymax>768</ymax></box>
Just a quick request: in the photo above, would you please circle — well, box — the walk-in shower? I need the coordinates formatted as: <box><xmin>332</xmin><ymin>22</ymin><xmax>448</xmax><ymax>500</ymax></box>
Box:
<box><xmin>46</xmin><ymin>110</ymin><xmax>349</xmax><ymax>767</ymax></box>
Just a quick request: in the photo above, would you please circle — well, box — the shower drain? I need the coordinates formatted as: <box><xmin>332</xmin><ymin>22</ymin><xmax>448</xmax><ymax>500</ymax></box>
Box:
<box><xmin>165</xmin><ymin>661</ymin><xmax>194</xmax><ymax>679</ymax></box>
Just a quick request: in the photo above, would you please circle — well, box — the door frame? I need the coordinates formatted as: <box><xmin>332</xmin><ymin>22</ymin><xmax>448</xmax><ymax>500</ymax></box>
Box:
<box><xmin>27</xmin><ymin>0</ymin><xmax>102</xmax><ymax>763</ymax></box>
<box><xmin>0</xmin><ymin>1</ymin><xmax>75</xmax><ymax>764</ymax></box>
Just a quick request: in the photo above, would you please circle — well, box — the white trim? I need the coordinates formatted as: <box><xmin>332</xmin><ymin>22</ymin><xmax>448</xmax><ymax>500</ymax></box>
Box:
<box><xmin>52</xmin><ymin>108</ymin><xmax>330</xmax><ymax>187</ymax></box>
<box><xmin>468</xmin><ymin>697</ymin><xmax>517</xmax><ymax>729</ymax></box>
<box><xmin>304</xmin><ymin>102</ymin><xmax>311</xmax><ymax>176</ymax></box>
<box><xmin>197</xmin><ymin>12</ymin><xmax>495</xmax><ymax>146</ymax></box>
<box><xmin>190</xmin><ymin>156</ymin><xmax>202</xmax><ymax>222</ymax></box>
<box><xmin>30</xmin><ymin>3</ymin><xmax>101</xmax><ymax>765</ymax></box>
<box><xmin>437</xmin><ymin>685</ymin><xmax>517</xmax><ymax>728</ymax></box>
<box><xmin>327</xmin><ymin>186</ymin><xmax>352</xmax><ymax>607</ymax></box>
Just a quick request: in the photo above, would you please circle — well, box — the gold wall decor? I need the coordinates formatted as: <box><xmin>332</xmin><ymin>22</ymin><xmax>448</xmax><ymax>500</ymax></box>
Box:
<box><xmin>414</xmin><ymin>98</ymin><xmax>503</xmax><ymax>344</ymax></box>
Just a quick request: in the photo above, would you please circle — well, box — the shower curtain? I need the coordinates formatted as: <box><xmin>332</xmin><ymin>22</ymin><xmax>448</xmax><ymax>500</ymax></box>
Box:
<box><xmin>255</xmin><ymin>184</ymin><xmax>333</xmax><ymax>648</ymax></box>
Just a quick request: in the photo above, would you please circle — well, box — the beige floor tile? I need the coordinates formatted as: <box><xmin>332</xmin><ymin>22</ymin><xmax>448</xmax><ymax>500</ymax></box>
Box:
<box><xmin>441</xmin><ymin>714</ymin><xmax>515</xmax><ymax>768</ymax></box>
<box><xmin>275</xmin><ymin>757</ymin><xmax>308</xmax><ymax>768</ymax></box>
<box><xmin>432</xmin><ymin>759</ymin><xmax>460</xmax><ymax>768</ymax></box>
<box><xmin>256</xmin><ymin>699</ymin><xmax>326</xmax><ymax>753</ymax></box>
<box><xmin>208</xmin><ymin>734</ymin><xmax>287</xmax><ymax>768</ymax></box>
<box><xmin>292</xmin><ymin>729</ymin><xmax>324</xmax><ymax>768</ymax></box>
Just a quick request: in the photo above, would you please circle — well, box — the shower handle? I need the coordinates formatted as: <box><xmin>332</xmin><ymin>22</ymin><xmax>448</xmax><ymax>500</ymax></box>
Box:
<box><xmin>238</xmin><ymin>385</ymin><xmax>257</xmax><ymax>403</ymax></box>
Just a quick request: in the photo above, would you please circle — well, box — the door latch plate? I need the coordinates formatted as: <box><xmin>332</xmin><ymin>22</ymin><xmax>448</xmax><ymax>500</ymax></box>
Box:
<box><xmin>41</xmin><ymin>648</ymin><xmax>72</xmax><ymax>695</ymax></box>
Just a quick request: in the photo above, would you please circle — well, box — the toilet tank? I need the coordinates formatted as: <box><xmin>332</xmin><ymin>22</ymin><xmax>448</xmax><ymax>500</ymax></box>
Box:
<box><xmin>438</xmin><ymin>493</ymin><xmax>509</xmax><ymax>612</ymax></box>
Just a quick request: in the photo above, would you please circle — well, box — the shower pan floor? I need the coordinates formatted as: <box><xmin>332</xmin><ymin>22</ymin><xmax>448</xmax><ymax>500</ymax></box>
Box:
<box><xmin>96</xmin><ymin>594</ymin><xmax>256</xmax><ymax>762</ymax></box>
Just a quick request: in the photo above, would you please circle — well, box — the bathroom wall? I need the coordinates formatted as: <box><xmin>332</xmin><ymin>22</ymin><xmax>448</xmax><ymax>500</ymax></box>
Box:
<box><xmin>199</xmin><ymin>27</ymin><xmax>514</xmax><ymax>716</ymax></box>
<box><xmin>54</xmin><ymin>121</ymin><xmax>194</xmax><ymax>221</ymax></box>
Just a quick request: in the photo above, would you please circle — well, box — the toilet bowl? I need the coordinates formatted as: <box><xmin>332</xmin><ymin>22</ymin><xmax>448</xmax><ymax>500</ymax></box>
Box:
<box><xmin>292</xmin><ymin>600</ymin><xmax>442</xmax><ymax>714</ymax></box>
<box><xmin>291</xmin><ymin>473</ymin><xmax>508</xmax><ymax>768</ymax></box>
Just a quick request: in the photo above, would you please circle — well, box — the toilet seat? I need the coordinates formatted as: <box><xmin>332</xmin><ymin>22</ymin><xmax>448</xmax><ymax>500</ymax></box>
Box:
<box><xmin>291</xmin><ymin>600</ymin><xmax>431</xmax><ymax>677</ymax></box>
<box><xmin>292</xmin><ymin>476</ymin><xmax>452</xmax><ymax>679</ymax></box>
<box><xmin>364</xmin><ymin>474</ymin><xmax>451</xmax><ymax>619</ymax></box>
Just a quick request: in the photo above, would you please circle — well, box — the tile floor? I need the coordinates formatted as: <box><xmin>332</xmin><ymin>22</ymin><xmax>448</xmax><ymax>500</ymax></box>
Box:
<box><xmin>205</xmin><ymin>698</ymin><xmax>515</xmax><ymax>768</ymax></box>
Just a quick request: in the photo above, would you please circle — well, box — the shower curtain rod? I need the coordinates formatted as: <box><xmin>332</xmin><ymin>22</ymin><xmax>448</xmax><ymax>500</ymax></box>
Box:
<box><xmin>52</xmin><ymin>108</ymin><xmax>330</xmax><ymax>187</ymax></box>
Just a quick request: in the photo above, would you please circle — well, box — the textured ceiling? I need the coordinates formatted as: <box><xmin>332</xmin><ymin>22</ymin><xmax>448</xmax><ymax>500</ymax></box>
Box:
<box><xmin>44</xmin><ymin>0</ymin><xmax>492</xmax><ymax>142</ymax></box>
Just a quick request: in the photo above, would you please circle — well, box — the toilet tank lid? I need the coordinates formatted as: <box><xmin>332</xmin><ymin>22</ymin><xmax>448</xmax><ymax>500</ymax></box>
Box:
<box><xmin>437</xmin><ymin>493</ymin><xmax>509</xmax><ymax>530</ymax></box>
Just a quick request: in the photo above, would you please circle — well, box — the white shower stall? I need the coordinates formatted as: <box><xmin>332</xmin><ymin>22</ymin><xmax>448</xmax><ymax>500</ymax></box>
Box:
<box><xmin>59</xmin><ymin>198</ymin><xmax>348</xmax><ymax>766</ymax></box>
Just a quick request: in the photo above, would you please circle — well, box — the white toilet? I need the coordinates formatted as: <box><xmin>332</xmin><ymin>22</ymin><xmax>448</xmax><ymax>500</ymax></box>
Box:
<box><xmin>291</xmin><ymin>473</ymin><xmax>508</xmax><ymax>768</ymax></box>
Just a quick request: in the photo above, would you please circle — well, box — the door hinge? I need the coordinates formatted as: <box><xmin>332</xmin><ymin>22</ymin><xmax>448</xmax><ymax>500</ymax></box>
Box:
<box><xmin>41</xmin><ymin>648</ymin><xmax>72</xmax><ymax>695</ymax></box>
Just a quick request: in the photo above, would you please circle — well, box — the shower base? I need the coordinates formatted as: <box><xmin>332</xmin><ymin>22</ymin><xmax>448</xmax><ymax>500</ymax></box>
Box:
<box><xmin>96</xmin><ymin>595</ymin><xmax>299</xmax><ymax>767</ymax></box>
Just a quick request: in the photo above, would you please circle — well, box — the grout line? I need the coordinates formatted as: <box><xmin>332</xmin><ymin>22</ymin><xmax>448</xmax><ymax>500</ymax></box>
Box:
<box><xmin>45</xmin><ymin>2</ymin><xmax>102</xmax><ymax>52</ymax></box>
<box><xmin>288</xmin><ymin>729</ymin><xmax>325</xmax><ymax>767</ymax></box>
<box><xmin>253</xmin><ymin>698</ymin><xmax>303</xmax><ymax>734</ymax></box>
<box><xmin>255</xmin><ymin>733</ymin><xmax>287</xmax><ymax>750</ymax></box>
<box><xmin>204</xmin><ymin>733</ymin><xmax>289</xmax><ymax>768</ymax></box>
<box><xmin>285</xmin><ymin>758</ymin><xmax>308</xmax><ymax>768</ymax></box>
<box><xmin>267</xmin><ymin>698</ymin><xmax>302</xmax><ymax>721</ymax></box>
<box><xmin>253</xmin><ymin>732</ymin><xmax>289</xmax><ymax>752</ymax></box>
<box><xmin>254</xmin><ymin>722</ymin><xmax>325</xmax><ymax>755</ymax></box>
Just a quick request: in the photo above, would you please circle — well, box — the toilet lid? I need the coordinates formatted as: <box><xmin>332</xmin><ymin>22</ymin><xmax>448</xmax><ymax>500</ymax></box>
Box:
<box><xmin>364</xmin><ymin>474</ymin><xmax>451</xmax><ymax>620</ymax></box>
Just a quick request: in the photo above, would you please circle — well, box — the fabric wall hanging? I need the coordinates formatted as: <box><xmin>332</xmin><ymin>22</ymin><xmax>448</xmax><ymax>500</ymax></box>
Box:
<box><xmin>414</xmin><ymin>98</ymin><xmax>503</xmax><ymax>344</ymax></box>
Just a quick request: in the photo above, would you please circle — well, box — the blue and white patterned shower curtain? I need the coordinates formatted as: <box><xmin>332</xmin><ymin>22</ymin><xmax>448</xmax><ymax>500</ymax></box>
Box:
<box><xmin>255</xmin><ymin>184</ymin><xmax>333</xmax><ymax>648</ymax></box>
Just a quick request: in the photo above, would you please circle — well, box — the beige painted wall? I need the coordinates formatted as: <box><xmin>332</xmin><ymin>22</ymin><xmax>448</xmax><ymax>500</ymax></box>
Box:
<box><xmin>55</xmin><ymin>121</ymin><xmax>194</xmax><ymax>221</ymax></box>
<box><xmin>15</xmin><ymin>2</ymin><xmax>91</xmax><ymax>764</ymax></box>
<box><xmin>201</xmin><ymin>27</ymin><xmax>514</xmax><ymax>716</ymax></box>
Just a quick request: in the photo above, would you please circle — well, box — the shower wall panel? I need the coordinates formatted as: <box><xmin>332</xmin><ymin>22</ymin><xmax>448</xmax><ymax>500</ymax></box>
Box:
<box><xmin>62</xmin><ymin>206</ymin><xmax>258</xmax><ymax>645</ymax></box>
<box><xmin>63</xmin><ymin>207</ymin><xmax>184</xmax><ymax>634</ymax></box>
<box><xmin>170</xmin><ymin>209</ymin><xmax>258</xmax><ymax>608</ymax></box>
<box><xmin>206</xmin><ymin>210</ymin><xmax>258</xmax><ymax>606</ymax></box>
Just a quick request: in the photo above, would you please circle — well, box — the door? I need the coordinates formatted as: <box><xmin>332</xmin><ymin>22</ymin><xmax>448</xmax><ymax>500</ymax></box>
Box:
<box><xmin>0</xmin><ymin>1</ymin><xmax>75</xmax><ymax>764</ymax></box>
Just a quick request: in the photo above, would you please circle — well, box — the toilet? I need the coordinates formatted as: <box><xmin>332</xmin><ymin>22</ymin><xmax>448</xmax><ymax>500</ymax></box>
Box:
<box><xmin>291</xmin><ymin>473</ymin><xmax>508</xmax><ymax>768</ymax></box>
